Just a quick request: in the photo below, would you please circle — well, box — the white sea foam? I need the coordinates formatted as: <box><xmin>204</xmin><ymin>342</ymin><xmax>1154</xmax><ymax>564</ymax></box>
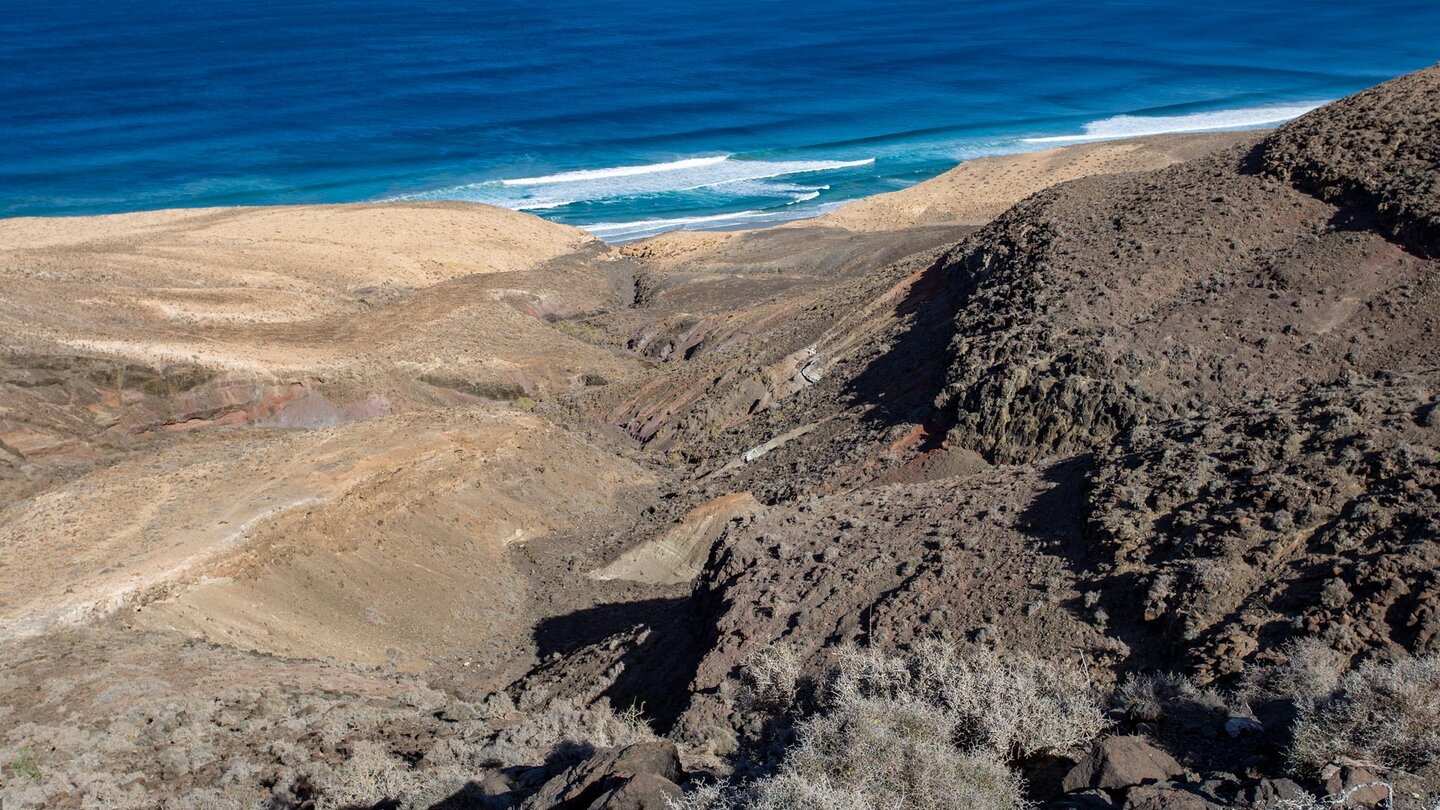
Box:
<box><xmin>511</xmin><ymin>199</ymin><xmax>577</xmax><ymax>210</ymax></box>
<box><xmin>393</xmin><ymin>155</ymin><xmax>874</xmax><ymax>210</ymax></box>
<box><xmin>386</xmin><ymin>100</ymin><xmax>1324</xmax><ymax>243</ymax></box>
<box><xmin>499</xmin><ymin>155</ymin><xmax>731</xmax><ymax>186</ymax></box>
<box><xmin>1022</xmin><ymin>102</ymin><xmax>1325</xmax><ymax>144</ymax></box>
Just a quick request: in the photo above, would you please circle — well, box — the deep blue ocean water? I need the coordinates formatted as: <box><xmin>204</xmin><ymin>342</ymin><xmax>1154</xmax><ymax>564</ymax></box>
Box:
<box><xmin>3</xmin><ymin>1</ymin><xmax>1438</xmax><ymax>240</ymax></box>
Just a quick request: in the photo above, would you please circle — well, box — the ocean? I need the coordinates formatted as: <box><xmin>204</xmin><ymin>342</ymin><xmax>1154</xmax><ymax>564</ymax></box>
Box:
<box><xmin>3</xmin><ymin>0</ymin><xmax>1437</xmax><ymax>241</ymax></box>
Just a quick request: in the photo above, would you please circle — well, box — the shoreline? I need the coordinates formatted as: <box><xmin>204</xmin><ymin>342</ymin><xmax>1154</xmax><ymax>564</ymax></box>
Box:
<box><xmin>1</xmin><ymin>101</ymin><xmax>1326</xmax><ymax>240</ymax></box>
<box><xmin>0</xmin><ymin>129</ymin><xmax>1272</xmax><ymax>252</ymax></box>
<box><xmin>522</xmin><ymin>103</ymin><xmax>1328</xmax><ymax>243</ymax></box>
<box><xmin>0</xmin><ymin>129</ymin><xmax>1274</xmax><ymax>258</ymax></box>
<box><xmin>605</xmin><ymin>129</ymin><xmax>1264</xmax><ymax>246</ymax></box>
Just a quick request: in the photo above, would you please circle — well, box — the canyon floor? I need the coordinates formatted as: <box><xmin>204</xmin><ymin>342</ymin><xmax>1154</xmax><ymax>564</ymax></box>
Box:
<box><xmin>2</xmin><ymin>66</ymin><xmax>1439</xmax><ymax>810</ymax></box>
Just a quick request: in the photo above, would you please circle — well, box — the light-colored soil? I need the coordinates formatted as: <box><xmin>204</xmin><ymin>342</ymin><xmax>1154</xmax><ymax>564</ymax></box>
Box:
<box><xmin>2</xmin><ymin>409</ymin><xmax>655</xmax><ymax>672</ymax></box>
<box><xmin>0</xmin><ymin>201</ymin><xmax>634</xmax><ymax>386</ymax></box>
<box><xmin>814</xmin><ymin>131</ymin><xmax>1249</xmax><ymax>230</ymax></box>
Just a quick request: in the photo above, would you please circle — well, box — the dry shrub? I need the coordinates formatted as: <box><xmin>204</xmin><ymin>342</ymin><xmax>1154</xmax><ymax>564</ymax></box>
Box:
<box><xmin>671</xmin><ymin>717</ymin><xmax>1022</xmax><ymax>810</ymax></box>
<box><xmin>1113</xmin><ymin>672</ymin><xmax>1192</xmax><ymax>723</ymax></box>
<box><xmin>1113</xmin><ymin>671</ymin><xmax>1231</xmax><ymax>725</ymax></box>
<box><xmin>739</xmin><ymin>646</ymin><xmax>804</xmax><ymax>716</ymax></box>
<box><xmin>1240</xmin><ymin>638</ymin><xmax>1348</xmax><ymax>712</ymax></box>
<box><xmin>479</xmin><ymin>697</ymin><xmax>656</xmax><ymax>768</ymax></box>
<box><xmin>1290</xmin><ymin>653</ymin><xmax>1440</xmax><ymax>774</ymax></box>
<box><xmin>672</xmin><ymin>641</ymin><xmax>1105</xmax><ymax>809</ymax></box>
<box><xmin>750</xmin><ymin>695</ymin><xmax>1030</xmax><ymax>809</ymax></box>
<box><xmin>830</xmin><ymin>639</ymin><xmax>1107</xmax><ymax>760</ymax></box>
<box><xmin>305</xmin><ymin>699</ymin><xmax>654</xmax><ymax>809</ymax></box>
<box><xmin>312</xmin><ymin>741</ymin><xmax>470</xmax><ymax>810</ymax></box>
<box><xmin>668</xmin><ymin>780</ymin><xmax>741</xmax><ymax>810</ymax></box>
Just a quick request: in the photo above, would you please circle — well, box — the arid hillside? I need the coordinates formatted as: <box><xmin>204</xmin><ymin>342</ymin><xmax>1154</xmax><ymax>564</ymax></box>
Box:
<box><xmin>2</xmin><ymin>66</ymin><xmax>1439</xmax><ymax>810</ymax></box>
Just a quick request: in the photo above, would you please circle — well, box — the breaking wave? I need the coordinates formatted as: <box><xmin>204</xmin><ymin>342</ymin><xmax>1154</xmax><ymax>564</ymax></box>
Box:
<box><xmin>392</xmin><ymin>155</ymin><xmax>874</xmax><ymax>212</ymax></box>
<box><xmin>1022</xmin><ymin>102</ymin><xmax>1325</xmax><ymax>144</ymax></box>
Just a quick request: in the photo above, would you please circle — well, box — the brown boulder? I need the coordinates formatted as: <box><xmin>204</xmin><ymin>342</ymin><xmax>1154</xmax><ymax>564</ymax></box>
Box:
<box><xmin>1245</xmin><ymin>777</ymin><xmax>1309</xmax><ymax>808</ymax></box>
<box><xmin>1062</xmin><ymin>736</ymin><xmax>1184</xmax><ymax>794</ymax></box>
<box><xmin>1051</xmin><ymin>790</ymin><xmax>1118</xmax><ymax>809</ymax></box>
<box><xmin>522</xmin><ymin>741</ymin><xmax>684</xmax><ymax>809</ymax></box>
<box><xmin>586</xmin><ymin>773</ymin><xmax>684</xmax><ymax>809</ymax></box>
<box><xmin>1321</xmin><ymin>762</ymin><xmax>1392</xmax><ymax>808</ymax></box>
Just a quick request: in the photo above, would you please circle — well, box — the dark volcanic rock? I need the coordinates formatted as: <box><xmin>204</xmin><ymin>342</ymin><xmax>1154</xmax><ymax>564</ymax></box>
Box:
<box><xmin>1262</xmin><ymin>63</ymin><xmax>1440</xmax><ymax>255</ymax></box>
<box><xmin>1087</xmin><ymin>369</ymin><xmax>1440</xmax><ymax>679</ymax></box>
<box><xmin>674</xmin><ymin>457</ymin><xmax>1115</xmax><ymax>742</ymax></box>
<box><xmin>1121</xmin><ymin>784</ymin><xmax>1221</xmax><ymax>810</ymax></box>
<box><xmin>1061</xmin><ymin>735</ymin><xmax>1184</xmax><ymax>793</ymax></box>
<box><xmin>1320</xmin><ymin>761</ymin><xmax>1391</xmax><ymax>808</ymax></box>
<box><xmin>584</xmin><ymin>772</ymin><xmax>684</xmax><ymax>809</ymax></box>
<box><xmin>930</xmin><ymin>66</ymin><xmax>1440</xmax><ymax>464</ymax></box>
<box><xmin>1245</xmin><ymin>777</ymin><xmax>1309</xmax><ymax>808</ymax></box>
<box><xmin>521</xmin><ymin>741</ymin><xmax>683</xmax><ymax>810</ymax></box>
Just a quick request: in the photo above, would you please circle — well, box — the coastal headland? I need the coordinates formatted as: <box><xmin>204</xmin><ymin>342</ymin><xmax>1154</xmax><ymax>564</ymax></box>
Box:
<box><xmin>2</xmin><ymin>65</ymin><xmax>1439</xmax><ymax>809</ymax></box>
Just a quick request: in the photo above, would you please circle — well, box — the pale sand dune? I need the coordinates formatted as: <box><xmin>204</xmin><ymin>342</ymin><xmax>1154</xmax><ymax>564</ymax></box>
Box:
<box><xmin>0</xmin><ymin>200</ymin><xmax>602</xmax><ymax>341</ymax></box>
<box><xmin>813</xmin><ymin>131</ymin><xmax>1252</xmax><ymax>231</ymax></box>
<box><xmin>0</xmin><ymin>201</ymin><xmax>596</xmax><ymax>288</ymax></box>
<box><xmin>0</xmin><ymin>204</ymin><xmax>661</xmax><ymax>681</ymax></box>
<box><xmin>0</xmin><ymin>201</ymin><xmax>638</xmax><ymax>393</ymax></box>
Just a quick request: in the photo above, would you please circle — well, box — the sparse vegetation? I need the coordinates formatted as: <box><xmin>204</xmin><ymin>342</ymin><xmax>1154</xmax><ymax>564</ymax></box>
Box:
<box><xmin>479</xmin><ymin>695</ymin><xmax>658</xmax><ymax>768</ymax></box>
<box><xmin>1290</xmin><ymin>653</ymin><xmax>1440</xmax><ymax>775</ymax></box>
<box><xmin>738</xmin><ymin>645</ymin><xmax>804</xmax><ymax>716</ymax></box>
<box><xmin>7</xmin><ymin>747</ymin><xmax>41</xmax><ymax>785</ymax></box>
<box><xmin>294</xmin><ymin>696</ymin><xmax>658</xmax><ymax>809</ymax></box>
<box><xmin>1113</xmin><ymin>671</ymin><xmax>1228</xmax><ymax>726</ymax></box>
<box><xmin>826</xmin><ymin>641</ymin><xmax>1107</xmax><ymax>761</ymax></box>
<box><xmin>1270</xmin><ymin>785</ymin><xmax>1397</xmax><ymax>810</ymax></box>
<box><xmin>1239</xmin><ymin>638</ymin><xmax>1348</xmax><ymax>712</ymax></box>
<box><xmin>314</xmin><ymin>741</ymin><xmax>468</xmax><ymax>810</ymax></box>
<box><xmin>674</xmin><ymin>641</ymin><xmax>1104</xmax><ymax>809</ymax></box>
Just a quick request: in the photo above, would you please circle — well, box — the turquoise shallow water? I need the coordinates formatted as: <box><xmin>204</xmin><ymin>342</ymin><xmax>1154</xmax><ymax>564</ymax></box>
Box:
<box><xmin>3</xmin><ymin>0</ymin><xmax>1437</xmax><ymax>240</ymax></box>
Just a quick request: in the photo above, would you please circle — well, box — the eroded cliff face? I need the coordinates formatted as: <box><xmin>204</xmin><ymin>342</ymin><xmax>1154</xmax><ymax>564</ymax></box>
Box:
<box><xmin>4</xmin><ymin>66</ymin><xmax>1440</xmax><ymax>810</ymax></box>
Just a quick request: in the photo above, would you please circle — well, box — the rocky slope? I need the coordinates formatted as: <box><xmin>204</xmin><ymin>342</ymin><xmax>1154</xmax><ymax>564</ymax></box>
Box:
<box><xmin>3</xmin><ymin>65</ymin><xmax>1440</xmax><ymax>810</ymax></box>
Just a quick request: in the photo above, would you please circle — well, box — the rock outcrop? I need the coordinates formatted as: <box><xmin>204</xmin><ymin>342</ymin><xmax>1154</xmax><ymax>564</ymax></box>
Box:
<box><xmin>1262</xmin><ymin>64</ymin><xmax>1440</xmax><ymax>255</ymax></box>
<box><xmin>1088</xmin><ymin>369</ymin><xmax>1440</xmax><ymax>679</ymax></box>
<box><xmin>933</xmin><ymin>67</ymin><xmax>1440</xmax><ymax>463</ymax></box>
